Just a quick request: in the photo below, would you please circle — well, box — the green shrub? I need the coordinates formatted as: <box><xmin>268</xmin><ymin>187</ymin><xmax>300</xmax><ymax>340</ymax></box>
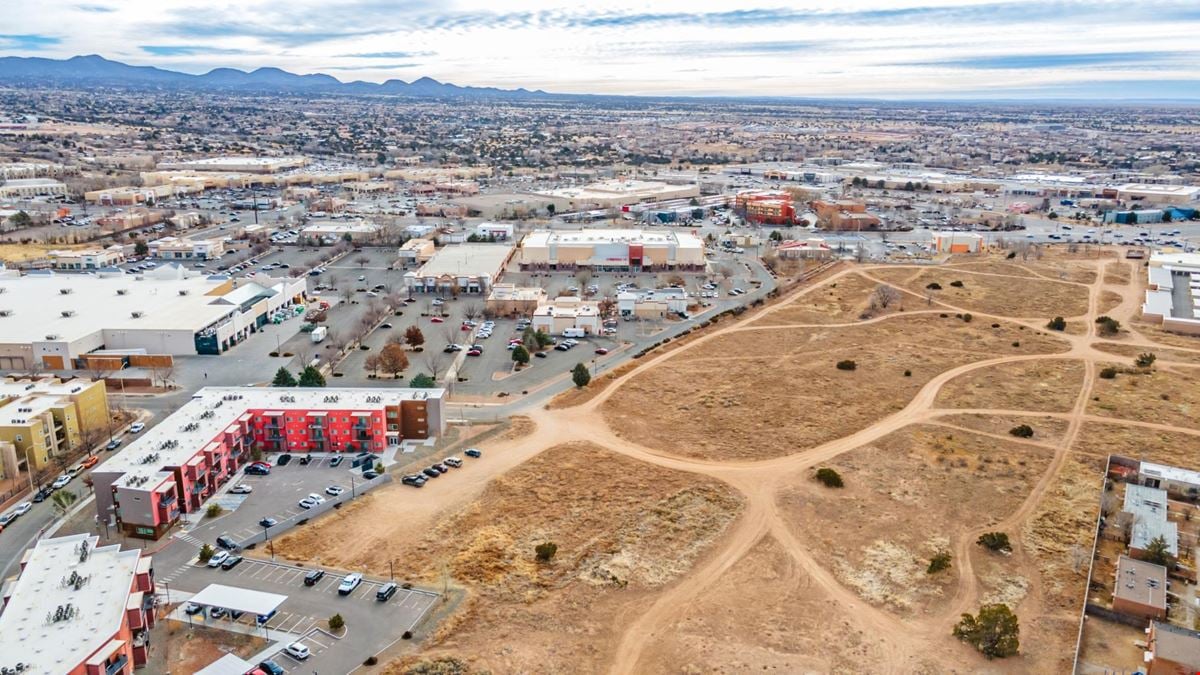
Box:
<box><xmin>1099</xmin><ymin>367</ymin><xmax>1118</xmax><ymax>379</ymax></box>
<box><xmin>926</xmin><ymin>282</ymin><xmax>942</xmax><ymax>290</ymax></box>
<box><xmin>1046</xmin><ymin>316</ymin><xmax>1066</xmax><ymax>331</ymax></box>
<box><xmin>1095</xmin><ymin>316</ymin><xmax>1121</xmax><ymax>336</ymax></box>
<box><xmin>927</xmin><ymin>551</ymin><xmax>952</xmax><ymax>574</ymax></box>
<box><xmin>535</xmin><ymin>541</ymin><xmax>558</xmax><ymax>563</ymax></box>
<box><xmin>962</xmin><ymin>313</ymin><xmax>973</xmax><ymax>322</ymax></box>
<box><xmin>977</xmin><ymin>532</ymin><xmax>1012</xmax><ymax>552</ymax></box>
<box><xmin>950</xmin><ymin>280</ymin><xmax>964</xmax><ymax>288</ymax></box>
<box><xmin>815</xmin><ymin>467</ymin><xmax>844</xmax><ymax>488</ymax></box>
<box><xmin>198</xmin><ymin>543</ymin><xmax>215</xmax><ymax>563</ymax></box>
<box><xmin>328</xmin><ymin>613</ymin><xmax>345</xmax><ymax>631</ymax></box>
<box><xmin>1135</xmin><ymin>352</ymin><xmax>1157</xmax><ymax>368</ymax></box>
<box><xmin>835</xmin><ymin>360</ymin><xmax>857</xmax><ymax>371</ymax></box>
<box><xmin>205</xmin><ymin>503</ymin><xmax>223</xmax><ymax>518</ymax></box>
<box><xmin>953</xmin><ymin>604</ymin><xmax>1020</xmax><ymax>659</ymax></box>
<box><xmin>903</xmin><ymin>369</ymin><xmax>912</xmax><ymax>377</ymax></box>
<box><xmin>1009</xmin><ymin>424</ymin><xmax>1034</xmax><ymax>438</ymax></box>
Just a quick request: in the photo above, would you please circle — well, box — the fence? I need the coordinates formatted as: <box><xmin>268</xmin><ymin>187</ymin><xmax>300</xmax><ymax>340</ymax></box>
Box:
<box><xmin>1084</xmin><ymin>603</ymin><xmax>1151</xmax><ymax>629</ymax></box>
<box><xmin>1071</xmin><ymin>454</ymin><xmax>1120</xmax><ymax>674</ymax></box>
<box><xmin>234</xmin><ymin>471</ymin><xmax>392</xmax><ymax>550</ymax></box>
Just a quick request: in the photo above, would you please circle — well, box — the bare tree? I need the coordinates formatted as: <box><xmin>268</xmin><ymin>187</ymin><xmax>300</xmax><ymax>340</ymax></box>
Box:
<box><xmin>339</xmin><ymin>286</ymin><xmax>354</xmax><ymax>304</ymax></box>
<box><xmin>354</xmin><ymin>255</ymin><xmax>370</xmax><ymax>269</ymax></box>
<box><xmin>871</xmin><ymin>284</ymin><xmax>900</xmax><ymax>309</ymax></box>
<box><xmin>463</xmin><ymin>303</ymin><xmax>481</xmax><ymax>321</ymax></box>
<box><xmin>422</xmin><ymin>352</ymin><xmax>448</xmax><ymax>380</ymax></box>
<box><xmin>576</xmin><ymin>270</ymin><xmax>593</xmax><ymax>289</ymax></box>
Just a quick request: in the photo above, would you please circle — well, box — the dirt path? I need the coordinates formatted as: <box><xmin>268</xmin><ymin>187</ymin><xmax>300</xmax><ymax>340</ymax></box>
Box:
<box><xmin>350</xmin><ymin>253</ymin><xmax>1198</xmax><ymax>673</ymax></box>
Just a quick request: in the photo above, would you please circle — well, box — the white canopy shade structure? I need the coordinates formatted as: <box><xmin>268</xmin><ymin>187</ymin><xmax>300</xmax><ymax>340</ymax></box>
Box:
<box><xmin>195</xmin><ymin>653</ymin><xmax>256</xmax><ymax>675</ymax></box>
<box><xmin>187</xmin><ymin>583</ymin><xmax>286</xmax><ymax>616</ymax></box>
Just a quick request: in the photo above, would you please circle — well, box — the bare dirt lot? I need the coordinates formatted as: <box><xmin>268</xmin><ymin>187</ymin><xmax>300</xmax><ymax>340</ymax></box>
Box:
<box><xmin>751</xmin><ymin>271</ymin><xmax>909</xmax><ymax>326</ymax></box>
<box><xmin>156</xmin><ymin>621</ymin><xmax>268</xmax><ymax>675</ymax></box>
<box><xmin>934</xmin><ymin>358</ymin><xmax>1085</xmax><ymax>412</ymax></box>
<box><xmin>603</xmin><ymin>313</ymin><xmax>1069</xmax><ymax>461</ymax></box>
<box><xmin>1103</xmin><ymin>262</ymin><xmax>1131</xmax><ymax>285</ymax></box>
<box><xmin>280</xmin><ymin>442</ymin><xmax>743</xmax><ymax>674</ymax></box>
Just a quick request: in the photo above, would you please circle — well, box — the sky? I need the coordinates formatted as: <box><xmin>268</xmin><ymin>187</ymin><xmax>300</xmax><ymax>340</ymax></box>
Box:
<box><xmin>3</xmin><ymin>0</ymin><xmax>1200</xmax><ymax>99</ymax></box>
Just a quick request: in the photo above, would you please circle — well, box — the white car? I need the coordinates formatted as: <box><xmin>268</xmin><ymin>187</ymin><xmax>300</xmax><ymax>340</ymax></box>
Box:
<box><xmin>129</xmin><ymin>422</ymin><xmax>145</xmax><ymax>433</ymax></box>
<box><xmin>52</xmin><ymin>475</ymin><xmax>71</xmax><ymax>490</ymax></box>
<box><xmin>298</xmin><ymin>493</ymin><xmax>326</xmax><ymax>509</ymax></box>
<box><xmin>338</xmin><ymin>573</ymin><xmax>363</xmax><ymax>595</ymax></box>
<box><xmin>230</xmin><ymin>484</ymin><xmax>252</xmax><ymax>494</ymax></box>
<box><xmin>325</xmin><ymin>485</ymin><xmax>345</xmax><ymax>497</ymax></box>
<box><xmin>207</xmin><ymin>550</ymin><xmax>230</xmax><ymax>567</ymax></box>
<box><xmin>284</xmin><ymin>642</ymin><xmax>311</xmax><ymax>660</ymax></box>
<box><xmin>12</xmin><ymin>502</ymin><xmax>31</xmax><ymax>517</ymax></box>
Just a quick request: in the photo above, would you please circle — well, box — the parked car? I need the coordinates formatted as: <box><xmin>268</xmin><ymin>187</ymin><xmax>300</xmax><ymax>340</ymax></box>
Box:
<box><xmin>465</xmin><ymin>448</ymin><xmax>482</xmax><ymax>458</ymax></box>
<box><xmin>329</xmin><ymin>456</ymin><xmax>344</xmax><ymax>467</ymax></box>
<box><xmin>209</xmin><ymin>606</ymin><xmax>227</xmax><ymax>619</ymax></box>
<box><xmin>363</xmin><ymin>470</ymin><xmax>379</xmax><ymax>480</ymax></box>
<box><xmin>376</xmin><ymin>581</ymin><xmax>398</xmax><ymax>601</ymax></box>
<box><xmin>401</xmin><ymin>474</ymin><xmax>426</xmax><ymax>487</ymax></box>
<box><xmin>216</xmin><ymin>535</ymin><xmax>238</xmax><ymax>550</ymax></box>
<box><xmin>338</xmin><ymin>573</ymin><xmax>363</xmax><ymax>596</ymax></box>
<box><xmin>594</xmin><ymin>348</ymin><xmax>609</xmax><ymax>355</ymax></box>
<box><xmin>259</xmin><ymin>517</ymin><xmax>278</xmax><ymax>528</ymax></box>
<box><xmin>184</xmin><ymin>603</ymin><xmax>204</xmax><ymax>616</ymax></box>
<box><xmin>80</xmin><ymin>456</ymin><xmax>99</xmax><ymax>470</ymax></box>
<box><xmin>230</xmin><ymin>484</ymin><xmax>252</xmax><ymax>494</ymax></box>
<box><xmin>51</xmin><ymin>475</ymin><xmax>71</xmax><ymax>490</ymax></box>
<box><xmin>422</xmin><ymin>467</ymin><xmax>441</xmax><ymax>478</ymax></box>
<box><xmin>535</xmin><ymin>351</ymin><xmax>548</xmax><ymax>358</ymax></box>
<box><xmin>221</xmin><ymin>555</ymin><xmax>244</xmax><ymax>570</ymax></box>
<box><xmin>12</xmin><ymin>502</ymin><xmax>31</xmax><ymax>517</ymax></box>
<box><xmin>245</xmin><ymin>464</ymin><xmax>271</xmax><ymax>476</ymax></box>
<box><xmin>298</xmin><ymin>455</ymin><xmax>311</xmax><ymax>466</ymax></box>
<box><xmin>430</xmin><ymin>317</ymin><xmax>444</xmax><ymax>323</ymax></box>
<box><xmin>433</xmin><ymin>462</ymin><xmax>450</xmax><ymax>473</ymax></box>
<box><xmin>31</xmin><ymin>487</ymin><xmax>50</xmax><ymax>503</ymax></box>
<box><xmin>284</xmin><ymin>643</ymin><xmax>311</xmax><ymax>660</ymax></box>
<box><xmin>303</xmin><ymin>569</ymin><xmax>325</xmax><ymax>586</ymax></box>
<box><xmin>258</xmin><ymin>661</ymin><xmax>285</xmax><ymax>675</ymax></box>
<box><xmin>444</xmin><ymin>457</ymin><xmax>463</xmax><ymax>468</ymax></box>
<box><xmin>467</xmin><ymin>349</ymin><xmax>482</xmax><ymax>356</ymax></box>
<box><xmin>277</xmin><ymin>453</ymin><xmax>292</xmax><ymax>466</ymax></box>
<box><xmin>297</xmin><ymin>494</ymin><xmax>325</xmax><ymax>509</ymax></box>
<box><xmin>106</xmin><ymin>439</ymin><xmax>123</xmax><ymax>451</ymax></box>
<box><xmin>256</xmin><ymin>610</ymin><xmax>278</xmax><ymax>626</ymax></box>
<box><xmin>129</xmin><ymin>422</ymin><xmax>145</xmax><ymax>433</ymax></box>
<box><xmin>207</xmin><ymin>550</ymin><xmax>230</xmax><ymax>567</ymax></box>
<box><xmin>325</xmin><ymin>485</ymin><xmax>345</xmax><ymax>497</ymax></box>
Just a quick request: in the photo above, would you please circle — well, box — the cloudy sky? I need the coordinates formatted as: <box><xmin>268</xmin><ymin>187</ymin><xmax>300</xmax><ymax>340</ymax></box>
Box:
<box><xmin>3</xmin><ymin>0</ymin><xmax>1200</xmax><ymax>98</ymax></box>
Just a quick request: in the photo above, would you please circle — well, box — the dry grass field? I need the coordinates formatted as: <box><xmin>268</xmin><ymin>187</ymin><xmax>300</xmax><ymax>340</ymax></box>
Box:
<box><xmin>1088</xmin><ymin>365</ymin><xmax>1200</xmax><ymax>432</ymax></box>
<box><xmin>865</xmin><ymin>266</ymin><xmax>1091</xmax><ymax>317</ymax></box>
<box><xmin>934</xmin><ymin>413</ymin><xmax>1072</xmax><ymax>444</ymax></box>
<box><xmin>1092</xmin><ymin>341</ymin><xmax>1200</xmax><ymax>365</ymax></box>
<box><xmin>1103</xmin><ymin>262</ymin><xmax>1131</xmax><ymax>285</ymax></box>
<box><xmin>281</xmin><ymin>443</ymin><xmax>742</xmax><ymax>674</ymax></box>
<box><xmin>603</xmin><ymin>313</ymin><xmax>1069</xmax><ymax>461</ymax></box>
<box><xmin>751</xmin><ymin>271</ymin><xmax>909</xmax><ymax>326</ymax></box>
<box><xmin>777</xmin><ymin>425</ymin><xmax>1053</xmax><ymax>614</ymax></box>
<box><xmin>933</xmin><ymin>358</ymin><xmax>1085</xmax><ymax>412</ymax></box>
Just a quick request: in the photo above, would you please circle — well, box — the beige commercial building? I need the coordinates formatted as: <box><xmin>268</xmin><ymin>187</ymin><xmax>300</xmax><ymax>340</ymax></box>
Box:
<box><xmin>520</xmin><ymin>229</ymin><xmax>705</xmax><ymax>271</ymax></box>
<box><xmin>397</xmin><ymin>238</ymin><xmax>436</xmax><ymax>266</ymax></box>
<box><xmin>149</xmin><ymin>236</ymin><xmax>225</xmax><ymax>260</ymax></box>
<box><xmin>0</xmin><ymin>178</ymin><xmax>68</xmax><ymax>199</ymax></box>
<box><xmin>1117</xmin><ymin>183</ymin><xmax>1200</xmax><ymax>205</ymax></box>
<box><xmin>404</xmin><ymin>243</ymin><xmax>515</xmax><ymax>294</ymax></box>
<box><xmin>156</xmin><ymin>156</ymin><xmax>308</xmax><ymax>173</ymax></box>
<box><xmin>531</xmin><ymin>179</ymin><xmax>700</xmax><ymax>211</ymax></box>
<box><xmin>486</xmin><ymin>284</ymin><xmax>547</xmax><ymax>317</ymax></box>
<box><xmin>49</xmin><ymin>246</ymin><xmax>127</xmax><ymax>270</ymax></box>
<box><xmin>531</xmin><ymin>296</ymin><xmax>600</xmax><ymax>335</ymax></box>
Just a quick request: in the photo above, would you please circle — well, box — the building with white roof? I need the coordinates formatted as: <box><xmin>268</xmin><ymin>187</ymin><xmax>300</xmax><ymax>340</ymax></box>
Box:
<box><xmin>1116</xmin><ymin>183</ymin><xmax>1200</xmax><ymax>205</ymax></box>
<box><xmin>148</xmin><ymin>236</ymin><xmax>225</xmax><ymax>260</ymax></box>
<box><xmin>1141</xmin><ymin>461</ymin><xmax>1200</xmax><ymax>498</ymax></box>
<box><xmin>156</xmin><ymin>156</ymin><xmax>308</xmax><ymax>173</ymax></box>
<box><xmin>0</xmin><ymin>268</ymin><xmax>308</xmax><ymax>368</ymax></box>
<box><xmin>532</xmin><ymin>297</ymin><xmax>601</xmax><ymax>335</ymax></box>
<box><xmin>1142</xmin><ymin>252</ymin><xmax>1200</xmax><ymax>335</ymax></box>
<box><xmin>520</xmin><ymin>229</ymin><xmax>705</xmax><ymax>271</ymax></box>
<box><xmin>0</xmin><ymin>178</ymin><xmax>68</xmax><ymax>199</ymax></box>
<box><xmin>405</xmin><ymin>243</ymin><xmax>515</xmax><ymax>294</ymax></box>
<box><xmin>301</xmin><ymin>221</ymin><xmax>380</xmax><ymax>242</ymax></box>
<box><xmin>90</xmin><ymin>386</ymin><xmax>445</xmax><ymax>539</ymax></box>
<box><xmin>0</xmin><ymin>533</ymin><xmax>155</xmax><ymax>675</ymax></box>
<box><xmin>617</xmin><ymin>287</ymin><xmax>691</xmax><ymax>319</ymax></box>
<box><xmin>530</xmin><ymin>179</ymin><xmax>699</xmax><ymax>211</ymax></box>
<box><xmin>1123</xmin><ymin>483</ymin><xmax>1179</xmax><ymax>559</ymax></box>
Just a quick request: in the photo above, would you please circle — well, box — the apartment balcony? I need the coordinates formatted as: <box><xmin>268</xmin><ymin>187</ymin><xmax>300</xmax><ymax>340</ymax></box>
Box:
<box><xmin>105</xmin><ymin>654</ymin><xmax>129</xmax><ymax>675</ymax></box>
<box><xmin>158</xmin><ymin>493</ymin><xmax>176</xmax><ymax>507</ymax></box>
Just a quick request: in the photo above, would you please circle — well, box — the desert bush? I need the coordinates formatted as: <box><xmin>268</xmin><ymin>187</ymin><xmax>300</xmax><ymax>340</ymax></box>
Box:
<box><xmin>1046</xmin><ymin>316</ymin><xmax>1066</xmax><ymax>331</ymax></box>
<box><xmin>535</xmin><ymin>541</ymin><xmax>558</xmax><ymax>563</ymax></box>
<box><xmin>815</xmin><ymin>467</ymin><xmax>844</xmax><ymax>488</ymax></box>
<box><xmin>927</xmin><ymin>551</ymin><xmax>952</xmax><ymax>574</ymax></box>
<box><xmin>953</xmin><ymin>604</ymin><xmax>1020</xmax><ymax>659</ymax></box>
<box><xmin>205</xmin><ymin>503</ymin><xmax>223</xmax><ymax>518</ymax></box>
<box><xmin>328</xmin><ymin>613</ymin><xmax>345</xmax><ymax>631</ymax></box>
<box><xmin>1135</xmin><ymin>352</ymin><xmax>1157</xmax><ymax>368</ymax></box>
<box><xmin>977</xmin><ymin>532</ymin><xmax>1012</xmax><ymax>552</ymax></box>
<box><xmin>950</xmin><ymin>280</ymin><xmax>964</xmax><ymax>287</ymax></box>
<box><xmin>1009</xmin><ymin>424</ymin><xmax>1034</xmax><ymax>438</ymax></box>
<box><xmin>835</xmin><ymin>360</ymin><xmax>857</xmax><ymax>371</ymax></box>
<box><xmin>1099</xmin><ymin>367</ymin><xmax>1118</xmax><ymax>379</ymax></box>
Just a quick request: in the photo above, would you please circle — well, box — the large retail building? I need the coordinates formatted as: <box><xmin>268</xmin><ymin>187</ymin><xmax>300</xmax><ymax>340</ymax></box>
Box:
<box><xmin>519</xmin><ymin>229</ymin><xmax>705</xmax><ymax>271</ymax></box>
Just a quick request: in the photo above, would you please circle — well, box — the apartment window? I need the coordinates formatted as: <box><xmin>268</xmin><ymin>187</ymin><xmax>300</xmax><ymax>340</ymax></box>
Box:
<box><xmin>386</xmin><ymin>411</ymin><xmax>397</xmax><ymax>418</ymax></box>
<box><xmin>388</xmin><ymin>424</ymin><xmax>398</xmax><ymax>431</ymax></box>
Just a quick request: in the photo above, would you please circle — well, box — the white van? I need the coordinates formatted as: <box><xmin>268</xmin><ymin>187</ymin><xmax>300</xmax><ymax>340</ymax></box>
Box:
<box><xmin>562</xmin><ymin>328</ymin><xmax>586</xmax><ymax>338</ymax></box>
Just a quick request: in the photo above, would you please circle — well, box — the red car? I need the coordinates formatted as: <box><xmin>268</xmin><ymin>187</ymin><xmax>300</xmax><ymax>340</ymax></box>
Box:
<box><xmin>430</xmin><ymin>317</ymin><xmax>444</xmax><ymax>323</ymax></box>
<box><xmin>467</xmin><ymin>349</ymin><xmax>482</xmax><ymax>356</ymax></box>
<box><xmin>594</xmin><ymin>348</ymin><xmax>609</xmax><ymax>355</ymax></box>
<box><xmin>461</xmin><ymin>324</ymin><xmax>472</xmax><ymax>331</ymax></box>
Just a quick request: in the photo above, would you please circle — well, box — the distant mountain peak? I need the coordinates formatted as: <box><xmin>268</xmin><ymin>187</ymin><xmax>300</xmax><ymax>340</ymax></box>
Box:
<box><xmin>0</xmin><ymin>54</ymin><xmax>556</xmax><ymax>100</ymax></box>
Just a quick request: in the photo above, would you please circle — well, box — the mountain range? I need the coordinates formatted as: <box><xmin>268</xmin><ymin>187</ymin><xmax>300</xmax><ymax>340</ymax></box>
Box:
<box><xmin>0</xmin><ymin>54</ymin><xmax>551</xmax><ymax>99</ymax></box>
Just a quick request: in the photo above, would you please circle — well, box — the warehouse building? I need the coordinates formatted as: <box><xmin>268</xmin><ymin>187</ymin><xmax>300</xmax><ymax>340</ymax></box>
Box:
<box><xmin>0</xmin><ymin>534</ymin><xmax>156</xmax><ymax>674</ymax></box>
<box><xmin>0</xmin><ymin>178</ymin><xmax>68</xmax><ymax>199</ymax></box>
<box><xmin>156</xmin><ymin>156</ymin><xmax>308</xmax><ymax>173</ymax></box>
<box><xmin>519</xmin><ymin>229</ymin><xmax>705</xmax><ymax>272</ymax></box>
<box><xmin>1142</xmin><ymin>252</ymin><xmax>1200</xmax><ymax>335</ymax></box>
<box><xmin>532</xmin><ymin>297</ymin><xmax>601</xmax><ymax>335</ymax></box>
<box><xmin>0</xmin><ymin>268</ymin><xmax>308</xmax><ymax>368</ymax></box>
<box><xmin>90</xmin><ymin>387</ymin><xmax>445</xmax><ymax>539</ymax></box>
<box><xmin>530</xmin><ymin>179</ymin><xmax>699</xmax><ymax>211</ymax></box>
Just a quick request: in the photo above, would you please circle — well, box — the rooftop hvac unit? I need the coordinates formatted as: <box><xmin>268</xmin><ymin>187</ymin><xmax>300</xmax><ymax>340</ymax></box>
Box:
<box><xmin>131</xmin><ymin>311</ymin><xmax>143</xmax><ymax>318</ymax></box>
<box><xmin>116</xmin><ymin>289</ymin><xmax>128</xmax><ymax>296</ymax></box>
<box><xmin>178</xmin><ymin>289</ymin><xmax>188</xmax><ymax>296</ymax></box>
<box><xmin>0</xmin><ymin>287</ymin><xmax>6</xmax><ymax>293</ymax></box>
<box><xmin>61</xmin><ymin>310</ymin><xmax>75</xmax><ymax>317</ymax></box>
<box><xmin>45</xmin><ymin>334</ymin><xmax>58</xmax><ymax>340</ymax></box>
<box><xmin>0</xmin><ymin>309</ymin><xmax>10</xmax><ymax>317</ymax></box>
<box><xmin>59</xmin><ymin>288</ymin><xmax>72</xmax><ymax>295</ymax></box>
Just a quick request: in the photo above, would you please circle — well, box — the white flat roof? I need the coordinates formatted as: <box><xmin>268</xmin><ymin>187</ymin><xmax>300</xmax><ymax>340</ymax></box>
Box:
<box><xmin>1141</xmin><ymin>461</ymin><xmax>1200</xmax><ymax>488</ymax></box>
<box><xmin>416</xmin><ymin>243</ymin><xmax>513</xmax><ymax>278</ymax></box>
<box><xmin>521</xmin><ymin>228</ymin><xmax>704</xmax><ymax>249</ymax></box>
<box><xmin>101</xmin><ymin>386</ymin><xmax>445</xmax><ymax>479</ymax></box>
<box><xmin>0</xmin><ymin>273</ymin><xmax>275</xmax><ymax>345</ymax></box>
<box><xmin>0</xmin><ymin>534</ymin><xmax>142</xmax><ymax>675</ymax></box>
<box><xmin>195</xmin><ymin>654</ymin><xmax>256</xmax><ymax>675</ymax></box>
<box><xmin>188</xmin><ymin>583</ymin><xmax>286</xmax><ymax>615</ymax></box>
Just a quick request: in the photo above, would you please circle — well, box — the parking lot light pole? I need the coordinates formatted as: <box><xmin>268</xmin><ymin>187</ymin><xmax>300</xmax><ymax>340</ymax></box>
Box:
<box><xmin>389</xmin><ymin>559</ymin><xmax>394</xmax><ymax>581</ymax></box>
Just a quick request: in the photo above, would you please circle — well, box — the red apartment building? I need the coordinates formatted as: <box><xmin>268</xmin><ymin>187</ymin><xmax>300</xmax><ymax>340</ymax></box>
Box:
<box><xmin>0</xmin><ymin>534</ymin><xmax>155</xmax><ymax>674</ymax></box>
<box><xmin>91</xmin><ymin>387</ymin><xmax>446</xmax><ymax>540</ymax></box>
<box><xmin>735</xmin><ymin>190</ymin><xmax>797</xmax><ymax>224</ymax></box>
